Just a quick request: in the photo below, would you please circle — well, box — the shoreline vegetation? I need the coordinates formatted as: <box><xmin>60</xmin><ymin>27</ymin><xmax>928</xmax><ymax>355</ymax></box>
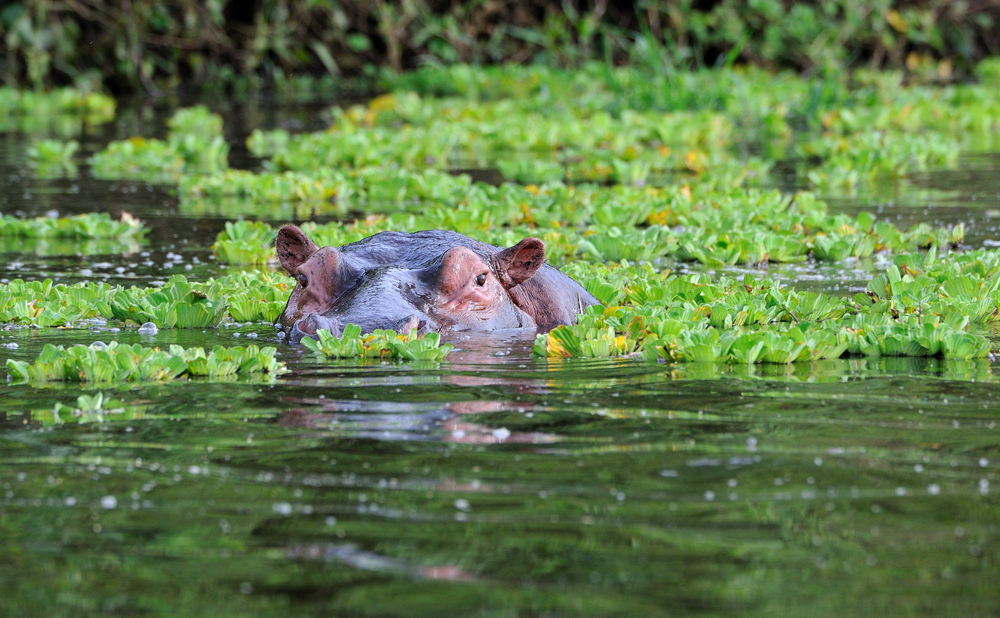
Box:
<box><xmin>2</xmin><ymin>1</ymin><xmax>1000</xmax><ymax>94</ymax></box>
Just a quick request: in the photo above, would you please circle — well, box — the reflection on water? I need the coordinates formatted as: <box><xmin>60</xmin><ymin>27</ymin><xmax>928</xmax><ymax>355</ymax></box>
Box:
<box><xmin>1</xmin><ymin>104</ymin><xmax>1000</xmax><ymax>615</ymax></box>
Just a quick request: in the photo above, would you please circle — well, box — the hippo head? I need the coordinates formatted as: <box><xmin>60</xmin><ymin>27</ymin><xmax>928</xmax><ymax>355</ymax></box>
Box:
<box><xmin>275</xmin><ymin>226</ymin><xmax>547</xmax><ymax>342</ymax></box>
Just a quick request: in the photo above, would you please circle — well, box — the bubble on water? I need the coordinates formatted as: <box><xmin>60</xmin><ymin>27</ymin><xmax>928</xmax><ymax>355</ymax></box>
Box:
<box><xmin>272</xmin><ymin>502</ymin><xmax>292</xmax><ymax>515</ymax></box>
<box><xmin>137</xmin><ymin>322</ymin><xmax>158</xmax><ymax>335</ymax></box>
<box><xmin>246</xmin><ymin>332</ymin><xmax>258</xmax><ymax>339</ymax></box>
<box><xmin>492</xmin><ymin>427</ymin><xmax>511</xmax><ymax>441</ymax></box>
<box><xmin>64</xmin><ymin>496</ymin><xmax>76</xmax><ymax>506</ymax></box>
<box><xmin>454</xmin><ymin>499</ymin><xmax>470</xmax><ymax>510</ymax></box>
<box><xmin>979</xmin><ymin>479</ymin><xmax>989</xmax><ymax>496</ymax></box>
<box><xmin>727</xmin><ymin>479</ymin><xmax>738</xmax><ymax>487</ymax></box>
<box><xmin>746</xmin><ymin>437</ymin><xmax>758</xmax><ymax>452</ymax></box>
<box><xmin>980</xmin><ymin>458</ymin><xmax>989</xmax><ymax>468</ymax></box>
<box><xmin>451</xmin><ymin>430</ymin><xmax>466</xmax><ymax>439</ymax></box>
<box><xmin>233</xmin><ymin>333</ymin><xmax>241</xmax><ymax>338</ymax></box>
<box><xmin>325</xmin><ymin>516</ymin><xmax>337</xmax><ymax>526</ymax></box>
<box><xmin>90</xmin><ymin>341</ymin><xmax>107</xmax><ymax>350</ymax></box>
<box><xmin>814</xmin><ymin>457</ymin><xmax>822</xmax><ymax>466</ymax></box>
<box><xmin>659</xmin><ymin>469</ymin><xmax>678</xmax><ymax>477</ymax></box>
<box><xmin>895</xmin><ymin>487</ymin><xmax>907</xmax><ymax>496</ymax></box>
<box><xmin>914</xmin><ymin>464</ymin><xmax>924</xmax><ymax>473</ymax></box>
<box><xmin>704</xmin><ymin>490</ymin><xmax>715</xmax><ymax>501</ymax></box>
<box><xmin>3</xmin><ymin>342</ymin><xmax>17</xmax><ymax>350</ymax></box>
<box><xmin>79</xmin><ymin>269</ymin><xmax>93</xmax><ymax>277</ymax></box>
<box><xmin>928</xmin><ymin>484</ymin><xmax>941</xmax><ymax>495</ymax></box>
<box><xmin>100</xmin><ymin>495</ymin><xmax>117</xmax><ymax>509</ymax></box>
<box><xmin>239</xmin><ymin>582</ymin><xmax>253</xmax><ymax>595</ymax></box>
<box><xmin>188</xmin><ymin>466</ymin><xmax>201</xmax><ymax>475</ymax></box>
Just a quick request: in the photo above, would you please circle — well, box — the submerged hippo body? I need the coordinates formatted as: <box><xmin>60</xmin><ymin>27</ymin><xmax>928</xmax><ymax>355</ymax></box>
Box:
<box><xmin>275</xmin><ymin>225</ymin><xmax>599</xmax><ymax>342</ymax></box>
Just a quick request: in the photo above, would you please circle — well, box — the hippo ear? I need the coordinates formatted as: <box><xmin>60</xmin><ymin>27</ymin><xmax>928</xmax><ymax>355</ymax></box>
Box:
<box><xmin>276</xmin><ymin>225</ymin><xmax>319</xmax><ymax>276</ymax></box>
<box><xmin>492</xmin><ymin>237</ymin><xmax>545</xmax><ymax>288</ymax></box>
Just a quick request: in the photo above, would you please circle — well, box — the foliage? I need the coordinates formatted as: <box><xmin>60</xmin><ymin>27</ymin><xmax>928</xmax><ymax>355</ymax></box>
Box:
<box><xmin>2</xmin><ymin>1</ymin><xmax>1000</xmax><ymax>93</ymax></box>
<box><xmin>32</xmin><ymin>392</ymin><xmax>146</xmax><ymax>426</ymax></box>
<box><xmin>0</xmin><ymin>272</ymin><xmax>292</xmax><ymax>328</ymax></box>
<box><xmin>0</xmin><ymin>212</ymin><xmax>145</xmax><ymax>239</ymax></box>
<box><xmin>89</xmin><ymin>106</ymin><xmax>229</xmax><ymax>181</ymax></box>
<box><xmin>301</xmin><ymin>324</ymin><xmax>454</xmax><ymax>361</ymax></box>
<box><xmin>208</xmin><ymin>184</ymin><xmax>962</xmax><ymax>268</ymax></box>
<box><xmin>534</xmin><ymin>256</ymin><xmax>997</xmax><ymax>363</ymax></box>
<box><xmin>5</xmin><ymin>341</ymin><xmax>284</xmax><ymax>384</ymax></box>
<box><xmin>27</xmin><ymin>138</ymin><xmax>79</xmax><ymax>177</ymax></box>
<box><xmin>0</xmin><ymin>86</ymin><xmax>114</xmax><ymax>120</ymax></box>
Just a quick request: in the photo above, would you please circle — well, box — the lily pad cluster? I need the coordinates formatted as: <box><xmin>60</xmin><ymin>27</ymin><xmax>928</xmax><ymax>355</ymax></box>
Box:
<box><xmin>301</xmin><ymin>324</ymin><xmax>454</xmax><ymax>361</ymax></box>
<box><xmin>6</xmin><ymin>342</ymin><xmax>285</xmax><ymax>384</ymax></box>
<box><xmin>89</xmin><ymin>105</ymin><xmax>229</xmax><ymax>181</ymax></box>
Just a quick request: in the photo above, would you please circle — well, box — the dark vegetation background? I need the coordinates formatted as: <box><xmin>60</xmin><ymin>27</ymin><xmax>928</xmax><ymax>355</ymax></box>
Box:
<box><xmin>3</xmin><ymin>0</ymin><xmax>1000</xmax><ymax>93</ymax></box>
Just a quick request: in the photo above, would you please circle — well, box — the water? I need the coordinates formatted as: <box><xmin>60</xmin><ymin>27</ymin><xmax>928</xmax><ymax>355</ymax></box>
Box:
<box><xmin>1</xmin><ymin>102</ymin><xmax>999</xmax><ymax>616</ymax></box>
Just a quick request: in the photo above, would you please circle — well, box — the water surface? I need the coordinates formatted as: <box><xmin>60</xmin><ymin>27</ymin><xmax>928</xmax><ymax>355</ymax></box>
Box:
<box><xmin>1</xmin><ymin>101</ymin><xmax>999</xmax><ymax>617</ymax></box>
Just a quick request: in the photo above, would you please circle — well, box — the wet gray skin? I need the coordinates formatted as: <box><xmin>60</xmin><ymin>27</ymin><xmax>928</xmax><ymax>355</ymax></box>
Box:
<box><xmin>276</xmin><ymin>226</ymin><xmax>600</xmax><ymax>343</ymax></box>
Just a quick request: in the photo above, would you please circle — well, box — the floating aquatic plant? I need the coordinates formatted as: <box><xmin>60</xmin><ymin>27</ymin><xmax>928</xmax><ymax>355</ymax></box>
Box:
<box><xmin>100</xmin><ymin>275</ymin><xmax>228</xmax><ymax>329</ymax></box>
<box><xmin>0</xmin><ymin>212</ymin><xmax>146</xmax><ymax>240</ymax></box>
<box><xmin>0</xmin><ymin>271</ymin><xmax>291</xmax><ymax>328</ymax></box>
<box><xmin>301</xmin><ymin>324</ymin><xmax>454</xmax><ymax>361</ymax></box>
<box><xmin>89</xmin><ymin>106</ymin><xmax>229</xmax><ymax>180</ymax></box>
<box><xmin>5</xmin><ymin>342</ymin><xmax>284</xmax><ymax>384</ymax></box>
<box><xmin>32</xmin><ymin>393</ymin><xmax>146</xmax><ymax>426</ymax></box>
<box><xmin>533</xmin><ymin>261</ymin><xmax>994</xmax><ymax>363</ymax></box>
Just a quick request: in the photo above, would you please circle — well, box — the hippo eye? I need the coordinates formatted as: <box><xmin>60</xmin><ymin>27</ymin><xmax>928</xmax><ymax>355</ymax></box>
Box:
<box><xmin>475</xmin><ymin>273</ymin><xmax>487</xmax><ymax>286</ymax></box>
<box><xmin>297</xmin><ymin>273</ymin><xmax>308</xmax><ymax>288</ymax></box>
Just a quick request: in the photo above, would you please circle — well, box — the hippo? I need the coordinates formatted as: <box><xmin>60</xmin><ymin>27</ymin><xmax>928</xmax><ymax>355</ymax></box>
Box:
<box><xmin>275</xmin><ymin>225</ymin><xmax>600</xmax><ymax>342</ymax></box>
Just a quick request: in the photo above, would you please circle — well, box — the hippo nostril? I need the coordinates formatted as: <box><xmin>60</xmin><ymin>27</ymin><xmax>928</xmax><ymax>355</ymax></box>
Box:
<box><xmin>396</xmin><ymin>314</ymin><xmax>435</xmax><ymax>336</ymax></box>
<box><xmin>289</xmin><ymin>314</ymin><xmax>340</xmax><ymax>344</ymax></box>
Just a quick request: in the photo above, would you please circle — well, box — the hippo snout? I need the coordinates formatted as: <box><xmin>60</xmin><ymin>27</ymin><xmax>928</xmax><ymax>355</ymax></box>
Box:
<box><xmin>289</xmin><ymin>314</ymin><xmax>340</xmax><ymax>344</ymax></box>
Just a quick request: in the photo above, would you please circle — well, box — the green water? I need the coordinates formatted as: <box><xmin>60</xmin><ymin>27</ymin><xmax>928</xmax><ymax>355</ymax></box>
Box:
<box><xmin>1</xmin><ymin>106</ymin><xmax>999</xmax><ymax>617</ymax></box>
